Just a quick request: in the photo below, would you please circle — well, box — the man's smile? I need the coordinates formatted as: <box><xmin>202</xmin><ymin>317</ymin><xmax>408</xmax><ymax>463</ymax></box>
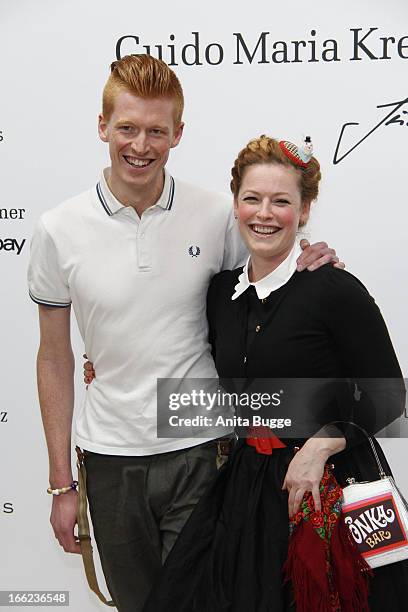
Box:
<box><xmin>123</xmin><ymin>155</ymin><xmax>154</xmax><ymax>168</ymax></box>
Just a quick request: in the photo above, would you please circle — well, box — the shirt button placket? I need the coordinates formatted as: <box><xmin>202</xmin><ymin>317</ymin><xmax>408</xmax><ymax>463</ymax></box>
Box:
<box><xmin>137</xmin><ymin>224</ymin><xmax>150</xmax><ymax>269</ymax></box>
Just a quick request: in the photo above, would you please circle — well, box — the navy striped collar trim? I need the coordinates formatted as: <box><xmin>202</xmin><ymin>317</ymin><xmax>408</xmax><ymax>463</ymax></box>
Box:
<box><xmin>96</xmin><ymin>171</ymin><xmax>175</xmax><ymax>216</ymax></box>
<box><xmin>29</xmin><ymin>290</ymin><xmax>71</xmax><ymax>308</ymax></box>
<box><xmin>166</xmin><ymin>176</ymin><xmax>175</xmax><ymax>210</ymax></box>
<box><xmin>96</xmin><ymin>182</ymin><xmax>113</xmax><ymax>216</ymax></box>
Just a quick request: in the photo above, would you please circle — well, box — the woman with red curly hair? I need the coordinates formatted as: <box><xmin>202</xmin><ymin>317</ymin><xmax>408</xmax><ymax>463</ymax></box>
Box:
<box><xmin>143</xmin><ymin>136</ymin><xmax>407</xmax><ymax>612</ymax></box>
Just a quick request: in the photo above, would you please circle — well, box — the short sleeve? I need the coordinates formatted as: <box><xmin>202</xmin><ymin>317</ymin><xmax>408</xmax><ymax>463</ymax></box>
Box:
<box><xmin>221</xmin><ymin>208</ymin><xmax>248</xmax><ymax>270</ymax></box>
<box><xmin>27</xmin><ymin>217</ymin><xmax>71</xmax><ymax>307</ymax></box>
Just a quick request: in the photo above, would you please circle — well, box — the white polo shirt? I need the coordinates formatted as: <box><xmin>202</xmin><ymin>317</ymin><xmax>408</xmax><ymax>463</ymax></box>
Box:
<box><xmin>28</xmin><ymin>169</ymin><xmax>247</xmax><ymax>455</ymax></box>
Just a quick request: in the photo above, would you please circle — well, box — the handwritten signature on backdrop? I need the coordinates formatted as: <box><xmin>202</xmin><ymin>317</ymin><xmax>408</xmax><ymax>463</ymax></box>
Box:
<box><xmin>333</xmin><ymin>96</ymin><xmax>408</xmax><ymax>164</ymax></box>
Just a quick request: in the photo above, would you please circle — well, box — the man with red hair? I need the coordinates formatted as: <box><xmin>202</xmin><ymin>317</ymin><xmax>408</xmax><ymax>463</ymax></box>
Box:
<box><xmin>28</xmin><ymin>54</ymin><xmax>341</xmax><ymax>611</ymax></box>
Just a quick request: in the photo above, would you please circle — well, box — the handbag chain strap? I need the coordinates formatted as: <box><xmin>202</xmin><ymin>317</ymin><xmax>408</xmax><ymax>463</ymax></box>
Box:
<box><xmin>343</xmin><ymin>409</ymin><xmax>408</xmax><ymax>511</ymax></box>
<box><xmin>341</xmin><ymin>417</ymin><xmax>387</xmax><ymax>480</ymax></box>
<box><xmin>366</xmin><ymin>436</ymin><xmax>387</xmax><ymax>479</ymax></box>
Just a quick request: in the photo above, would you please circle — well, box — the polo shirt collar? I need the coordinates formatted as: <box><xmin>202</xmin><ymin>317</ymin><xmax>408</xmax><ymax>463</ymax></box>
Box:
<box><xmin>231</xmin><ymin>240</ymin><xmax>302</xmax><ymax>301</ymax></box>
<box><xmin>96</xmin><ymin>168</ymin><xmax>175</xmax><ymax>216</ymax></box>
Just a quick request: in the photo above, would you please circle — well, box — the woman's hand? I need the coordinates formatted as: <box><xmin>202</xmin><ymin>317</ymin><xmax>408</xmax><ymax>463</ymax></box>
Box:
<box><xmin>83</xmin><ymin>354</ymin><xmax>95</xmax><ymax>384</ymax></box>
<box><xmin>282</xmin><ymin>435</ymin><xmax>346</xmax><ymax>518</ymax></box>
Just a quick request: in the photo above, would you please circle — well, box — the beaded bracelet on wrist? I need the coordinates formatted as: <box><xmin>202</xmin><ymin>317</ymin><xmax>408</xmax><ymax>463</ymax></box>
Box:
<box><xmin>47</xmin><ymin>481</ymin><xmax>78</xmax><ymax>496</ymax></box>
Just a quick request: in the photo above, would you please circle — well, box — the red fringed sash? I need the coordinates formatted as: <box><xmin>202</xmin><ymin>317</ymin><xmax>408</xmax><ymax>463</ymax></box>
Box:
<box><xmin>245</xmin><ymin>429</ymin><xmax>373</xmax><ymax>611</ymax></box>
<box><xmin>283</xmin><ymin>465</ymin><xmax>373</xmax><ymax>612</ymax></box>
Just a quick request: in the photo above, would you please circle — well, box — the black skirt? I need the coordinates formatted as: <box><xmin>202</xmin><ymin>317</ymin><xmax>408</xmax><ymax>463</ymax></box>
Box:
<box><xmin>143</xmin><ymin>440</ymin><xmax>408</xmax><ymax>612</ymax></box>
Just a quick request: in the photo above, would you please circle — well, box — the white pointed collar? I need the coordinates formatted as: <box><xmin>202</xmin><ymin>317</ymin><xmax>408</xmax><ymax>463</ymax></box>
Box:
<box><xmin>231</xmin><ymin>240</ymin><xmax>302</xmax><ymax>301</ymax></box>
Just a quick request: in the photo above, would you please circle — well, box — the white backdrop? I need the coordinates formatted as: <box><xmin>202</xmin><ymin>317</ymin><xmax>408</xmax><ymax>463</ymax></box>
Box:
<box><xmin>1</xmin><ymin>1</ymin><xmax>407</xmax><ymax>609</ymax></box>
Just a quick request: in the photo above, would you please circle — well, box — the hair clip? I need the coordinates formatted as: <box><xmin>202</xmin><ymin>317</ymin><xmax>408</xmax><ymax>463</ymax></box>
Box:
<box><xmin>279</xmin><ymin>136</ymin><xmax>313</xmax><ymax>168</ymax></box>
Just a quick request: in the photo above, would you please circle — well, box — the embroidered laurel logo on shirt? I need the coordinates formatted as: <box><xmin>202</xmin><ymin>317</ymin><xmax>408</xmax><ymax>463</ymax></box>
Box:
<box><xmin>188</xmin><ymin>246</ymin><xmax>201</xmax><ymax>257</ymax></box>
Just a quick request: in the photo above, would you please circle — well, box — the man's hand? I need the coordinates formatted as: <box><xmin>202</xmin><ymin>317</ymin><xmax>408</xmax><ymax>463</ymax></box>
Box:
<box><xmin>83</xmin><ymin>354</ymin><xmax>95</xmax><ymax>384</ymax></box>
<box><xmin>297</xmin><ymin>239</ymin><xmax>345</xmax><ymax>272</ymax></box>
<box><xmin>50</xmin><ymin>490</ymin><xmax>81</xmax><ymax>554</ymax></box>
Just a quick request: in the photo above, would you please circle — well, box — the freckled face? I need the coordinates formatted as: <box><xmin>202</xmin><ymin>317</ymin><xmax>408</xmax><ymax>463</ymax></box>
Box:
<box><xmin>234</xmin><ymin>163</ymin><xmax>310</xmax><ymax>264</ymax></box>
<box><xmin>98</xmin><ymin>90</ymin><xmax>183</xmax><ymax>193</ymax></box>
